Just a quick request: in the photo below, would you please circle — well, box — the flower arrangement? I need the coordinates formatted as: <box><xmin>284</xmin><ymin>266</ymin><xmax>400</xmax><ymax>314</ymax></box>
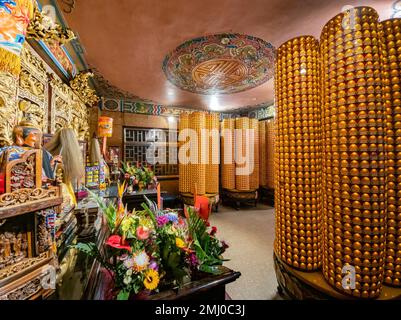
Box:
<box><xmin>73</xmin><ymin>182</ymin><xmax>228</xmax><ymax>300</ymax></box>
<box><xmin>120</xmin><ymin>161</ymin><xmax>157</xmax><ymax>192</ymax></box>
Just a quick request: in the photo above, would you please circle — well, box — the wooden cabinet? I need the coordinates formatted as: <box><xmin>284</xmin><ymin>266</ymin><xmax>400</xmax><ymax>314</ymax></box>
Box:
<box><xmin>0</xmin><ymin>149</ymin><xmax>61</xmax><ymax>300</ymax></box>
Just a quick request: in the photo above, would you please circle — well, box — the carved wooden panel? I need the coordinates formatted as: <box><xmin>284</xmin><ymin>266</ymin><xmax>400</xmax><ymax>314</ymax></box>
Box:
<box><xmin>0</xmin><ymin>73</ymin><xmax>18</xmax><ymax>147</ymax></box>
<box><xmin>50</xmin><ymin>72</ymin><xmax>89</xmax><ymax>140</ymax></box>
<box><xmin>71</xmin><ymin>96</ymin><xmax>90</xmax><ymax>141</ymax></box>
<box><xmin>192</xmin><ymin>59</ymin><xmax>248</xmax><ymax>90</ymax></box>
<box><xmin>17</xmin><ymin>44</ymin><xmax>49</xmax><ymax>133</ymax></box>
<box><xmin>0</xmin><ymin>264</ymin><xmax>54</xmax><ymax>300</ymax></box>
<box><xmin>5</xmin><ymin>150</ymin><xmax>42</xmax><ymax>193</ymax></box>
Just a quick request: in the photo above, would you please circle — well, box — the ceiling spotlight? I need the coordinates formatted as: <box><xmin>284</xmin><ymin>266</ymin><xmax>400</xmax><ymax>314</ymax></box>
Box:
<box><xmin>300</xmin><ymin>68</ymin><xmax>307</xmax><ymax>75</ymax></box>
<box><xmin>209</xmin><ymin>95</ymin><xmax>221</xmax><ymax>111</ymax></box>
<box><xmin>167</xmin><ymin>89</ymin><xmax>175</xmax><ymax>96</ymax></box>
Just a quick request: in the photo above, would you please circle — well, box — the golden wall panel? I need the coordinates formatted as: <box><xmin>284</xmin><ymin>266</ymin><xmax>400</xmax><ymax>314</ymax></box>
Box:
<box><xmin>190</xmin><ymin>112</ymin><xmax>206</xmax><ymax>195</ymax></box>
<box><xmin>259</xmin><ymin>119</ymin><xmax>275</xmax><ymax>189</ymax></box>
<box><xmin>265</xmin><ymin>119</ymin><xmax>275</xmax><ymax>189</ymax></box>
<box><xmin>179</xmin><ymin>113</ymin><xmax>190</xmax><ymax>193</ymax></box>
<box><xmin>18</xmin><ymin>44</ymin><xmax>49</xmax><ymax>133</ymax></box>
<box><xmin>235</xmin><ymin>117</ymin><xmax>250</xmax><ymax>191</ymax></box>
<box><xmin>221</xmin><ymin>119</ymin><xmax>235</xmax><ymax>190</ymax></box>
<box><xmin>259</xmin><ymin>121</ymin><xmax>267</xmax><ymax>187</ymax></box>
<box><xmin>250</xmin><ymin>118</ymin><xmax>259</xmax><ymax>190</ymax></box>
<box><xmin>205</xmin><ymin>113</ymin><xmax>219</xmax><ymax>194</ymax></box>
<box><xmin>0</xmin><ymin>73</ymin><xmax>18</xmax><ymax>146</ymax></box>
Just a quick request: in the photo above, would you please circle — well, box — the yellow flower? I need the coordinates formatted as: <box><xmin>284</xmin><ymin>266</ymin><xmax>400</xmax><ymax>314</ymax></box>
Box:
<box><xmin>143</xmin><ymin>269</ymin><xmax>159</xmax><ymax>291</ymax></box>
<box><xmin>176</xmin><ymin>237</ymin><xmax>185</xmax><ymax>248</ymax></box>
<box><xmin>117</xmin><ymin>181</ymin><xmax>126</xmax><ymax>199</ymax></box>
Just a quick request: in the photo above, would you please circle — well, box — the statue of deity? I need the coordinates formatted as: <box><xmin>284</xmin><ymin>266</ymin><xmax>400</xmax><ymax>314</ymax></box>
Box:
<box><xmin>0</xmin><ymin>120</ymin><xmax>62</xmax><ymax>186</ymax></box>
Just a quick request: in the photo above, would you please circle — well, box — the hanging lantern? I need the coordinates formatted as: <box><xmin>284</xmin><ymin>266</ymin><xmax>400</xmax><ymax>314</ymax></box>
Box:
<box><xmin>98</xmin><ymin>116</ymin><xmax>113</xmax><ymax>138</ymax></box>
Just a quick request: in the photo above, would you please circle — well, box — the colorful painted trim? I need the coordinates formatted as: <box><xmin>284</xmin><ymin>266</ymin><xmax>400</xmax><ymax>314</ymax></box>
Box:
<box><xmin>101</xmin><ymin>98</ymin><xmax>187</xmax><ymax>116</ymax></box>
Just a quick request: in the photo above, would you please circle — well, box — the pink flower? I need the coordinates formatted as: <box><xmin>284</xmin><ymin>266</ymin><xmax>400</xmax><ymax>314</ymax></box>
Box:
<box><xmin>105</xmin><ymin>235</ymin><xmax>131</xmax><ymax>252</ymax></box>
<box><xmin>136</xmin><ymin>226</ymin><xmax>150</xmax><ymax>240</ymax></box>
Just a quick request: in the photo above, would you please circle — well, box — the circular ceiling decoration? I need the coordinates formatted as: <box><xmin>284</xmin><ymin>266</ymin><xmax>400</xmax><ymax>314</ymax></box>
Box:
<box><xmin>162</xmin><ymin>33</ymin><xmax>276</xmax><ymax>95</ymax></box>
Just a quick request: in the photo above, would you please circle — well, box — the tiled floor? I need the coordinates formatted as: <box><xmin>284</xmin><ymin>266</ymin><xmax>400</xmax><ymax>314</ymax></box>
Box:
<box><xmin>210</xmin><ymin>204</ymin><xmax>281</xmax><ymax>300</ymax></box>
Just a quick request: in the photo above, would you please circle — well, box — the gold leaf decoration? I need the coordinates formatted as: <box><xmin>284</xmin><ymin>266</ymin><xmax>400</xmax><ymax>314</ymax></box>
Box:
<box><xmin>69</xmin><ymin>72</ymin><xmax>99</xmax><ymax>107</ymax></box>
<box><xmin>26</xmin><ymin>6</ymin><xmax>76</xmax><ymax>45</ymax></box>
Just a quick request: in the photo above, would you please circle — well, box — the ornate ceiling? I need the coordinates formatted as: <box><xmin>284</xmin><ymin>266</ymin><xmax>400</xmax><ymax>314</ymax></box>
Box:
<box><xmin>57</xmin><ymin>0</ymin><xmax>394</xmax><ymax>111</ymax></box>
<box><xmin>162</xmin><ymin>33</ymin><xmax>275</xmax><ymax>95</ymax></box>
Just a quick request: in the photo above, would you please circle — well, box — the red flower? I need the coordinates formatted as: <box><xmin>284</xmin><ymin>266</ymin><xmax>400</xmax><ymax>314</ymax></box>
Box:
<box><xmin>210</xmin><ymin>226</ymin><xmax>217</xmax><ymax>236</ymax></box>
<box><xmin>106</xmin><ymin>235</ymin><xmax>131</xmax><ymax>252</ymax></box>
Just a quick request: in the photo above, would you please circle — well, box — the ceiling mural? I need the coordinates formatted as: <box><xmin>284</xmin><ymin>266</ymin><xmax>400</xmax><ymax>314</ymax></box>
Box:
<box><xmin>162</xmin><ymin>33</ymin><xmax>276</xmax><ymax>95</ymax></box>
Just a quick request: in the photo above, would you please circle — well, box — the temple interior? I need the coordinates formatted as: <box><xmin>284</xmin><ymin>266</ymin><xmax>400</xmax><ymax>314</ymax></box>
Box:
<box><xmin>1</xmin><ymin>0</ymin><xmax>401</xmax><ymax>301</ymax></box>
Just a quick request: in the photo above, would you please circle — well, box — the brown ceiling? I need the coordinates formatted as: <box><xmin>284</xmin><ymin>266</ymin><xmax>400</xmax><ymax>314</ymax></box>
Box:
<box><xmin>60</xmin><ymin>0</ymin><xmax>393</xmax><ymax>111</ymax></box>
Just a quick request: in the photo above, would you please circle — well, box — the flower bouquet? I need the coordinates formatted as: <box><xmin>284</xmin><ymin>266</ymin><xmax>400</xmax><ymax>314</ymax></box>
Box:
<box><xmin>120</xmin><ymin>161</ymin><xmax>157</xmax><ymax>192</ymax></box>
<box><xmin>73</xmin><ymin>182</ymin><xmax>228</xmax><ymax>300</ymax></box>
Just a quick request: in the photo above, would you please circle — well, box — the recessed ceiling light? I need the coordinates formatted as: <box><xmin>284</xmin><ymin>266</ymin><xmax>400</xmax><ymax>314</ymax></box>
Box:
<box><xmin>209</xmin><ymin>95</ymin><xmax>221</xmax><ymax>111</ymax></box>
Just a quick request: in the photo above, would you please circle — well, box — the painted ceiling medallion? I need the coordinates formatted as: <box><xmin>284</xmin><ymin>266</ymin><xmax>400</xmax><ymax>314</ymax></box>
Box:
<box><xmin>163</xmin><ymin>33</ymin><xmax>276</xmax><ymax>95</ymax></box>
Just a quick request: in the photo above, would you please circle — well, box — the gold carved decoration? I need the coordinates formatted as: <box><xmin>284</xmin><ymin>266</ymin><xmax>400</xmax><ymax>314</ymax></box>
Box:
<box><xmin>0</xmin><ymin>188</ymin><xmax>57</xmax><ymax>208</ymax></box>
<box><xmin>71</xmin><ymin>98</ymin><xmax>90</xmax><ymax>141</ymax></box>
<box><xmin>0</xmin><ymin>265</ymin><xmax>53</xmax><ymax>300</ymax></box>
<box><xmin>17</xmin><ymin>100</ymin><xmax>46</xmax><ymax>132</ymax></box>
<box><xmin>27</xmin><ymin>6</ymin><xmax>76</xmax><ymax>45</ymax></box>
<box><xmin>192</xmin><ymin>59</ymin><xmax>247</xmax><ymax>90</ymax></box>
<box><xmin>20</xmin><ymin>45</ymin><xmax>47</xmax><ymax>81</ymax></box>
<box><xmin>18</xmin><ymin>45</ymin><xmax>48</xmax><ymax>132</ymax></box>
<box><xmin>49</xmin><ymin>73</ymin><xmax>89</xmax><ymax>139</ymax></box>
<box><xmin>19</xmin><ymin>70</ymin><xmax>45</xmax><ymax>100</ymax></box>
<box><xmin>0</xmin><ymin>73</ymin><xmax>18</xmax><ymax>147</ymax></box>
<box><xmin>0</xmin><ymin>253</ymin><xmax>48</xmax><ymax>282</ymax></box>
<box><xmin>49</xmin><ymin>73</ymin><xmax>72</xmax><ymax>134</ymax></box>
<box><xmin>69</xmin><ymin>72</ymin><xmax>99</xmax><ymax>106</ymax></box>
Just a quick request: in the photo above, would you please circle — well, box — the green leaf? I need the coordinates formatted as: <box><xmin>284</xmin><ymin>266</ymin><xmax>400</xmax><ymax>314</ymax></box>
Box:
<box><xmin>117</xmin><ymin>290</ymin><xmax>130</xmax><ymax>300</ymax></box>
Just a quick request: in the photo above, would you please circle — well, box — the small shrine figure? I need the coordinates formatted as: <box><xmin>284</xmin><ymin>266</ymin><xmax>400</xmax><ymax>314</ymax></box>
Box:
<box><xmin>0</xmin><ymin>121</ymin><xmax>62</xmax><ymax>190</ymax></box>
<box><xmin>13</xmin><ymin>121</ymin><xmax>62</xmax><ymax>181</ymax></box>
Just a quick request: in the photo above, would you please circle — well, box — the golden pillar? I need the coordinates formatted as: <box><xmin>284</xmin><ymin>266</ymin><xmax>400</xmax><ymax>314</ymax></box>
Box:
<box><xmin>178</xmin><ymin>113</ymin><xmax>190</xmax><ymax>193</ymax></box>
<box><xmin>381</xmin><ymin>18</ymin><xmax>401</xmax><ymax>287</ymax></box>
<box><xmin>205</xmin><ymin>113</ymin><xmax>220</xmax><ymax>194</ymax></box>
<box><xmin>320</xmin><ymin>7</ymin><xmax>386</xmax><ymax>298</ymax></box>
<box><xmin>274</xmin><ymin>36</ymin><xmax>322</xmax><ymax>271</ymax></box>
<box><xmin>221</xmin><ymin>119</ymin><xmax>236</xmax><ymax>190</ymax></box>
